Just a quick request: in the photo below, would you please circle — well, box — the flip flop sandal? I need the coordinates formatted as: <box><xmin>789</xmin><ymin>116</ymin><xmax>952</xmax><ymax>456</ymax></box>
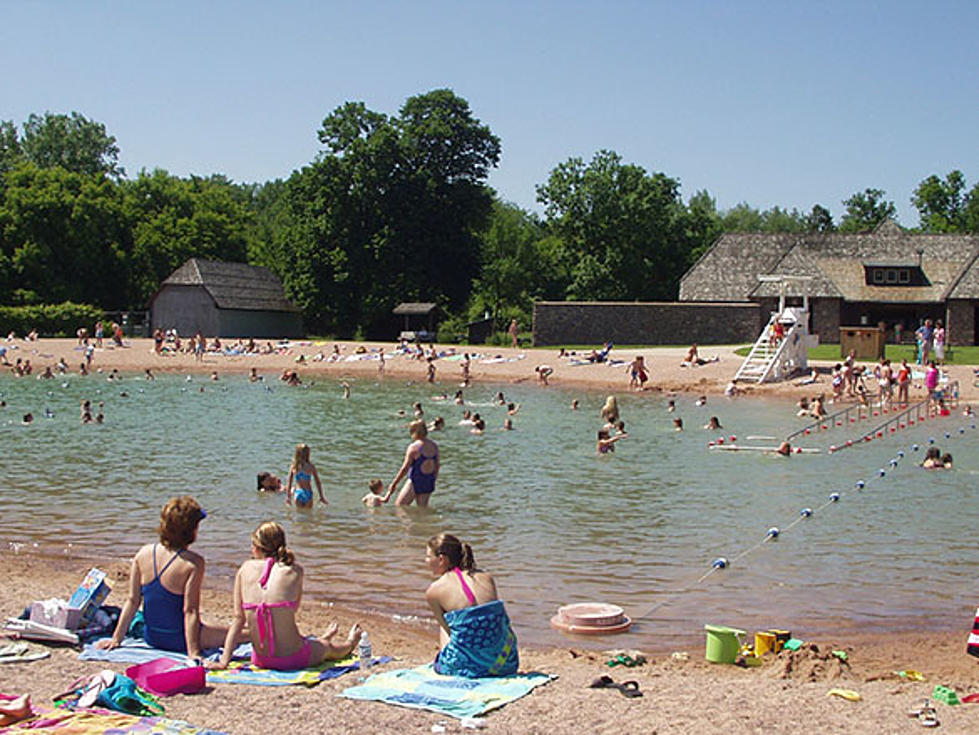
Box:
<box><xmin>908</xmin><ymin>699</ymin><xmax>931</xmax><ymax>718</ymax></box>
<box><xmin>589</xmin><ymin>675</ymin><xmax>616</xmax><ymax>689</ymax></box>
<box><xmin>616</xmin><ymin>680</ymin><xmax>643</xmax><ymax>698</ymax></box>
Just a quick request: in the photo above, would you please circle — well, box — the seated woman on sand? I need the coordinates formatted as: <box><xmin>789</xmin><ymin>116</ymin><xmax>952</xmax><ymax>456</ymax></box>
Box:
<box><xmin>425</xmin><ymin>533</ymin><xmax>518</xmax><ymax>678</ymax></box>
<box><xmin>212</xmin><ymin>521</ymin><xmax>361</xmax><ymax>671</ymax></box>
<box><xmin>97</xmin><ymin>496</ymin><xmax>237</xmax><ymax>659</ymax></box>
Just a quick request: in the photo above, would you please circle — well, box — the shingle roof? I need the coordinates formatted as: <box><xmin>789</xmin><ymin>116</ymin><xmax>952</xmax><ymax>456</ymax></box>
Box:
<box><xmin>392</xmin><ymin>302</ymin><xmax>438</xmax><ymax>315</ymax></box>
<box><xmin>162</xmin><ymin>259</ymin><xmax>300</xmax><ymax>312</ymax></box>
<box><xmin>682</xmin><ymin>222</ymin><xmax>979</xmax><ymax>302</ymax></box>
<box><xmin>678</xmin><ymin>233</ymin><xmax>797</xmax><ymax>301</ymax></box>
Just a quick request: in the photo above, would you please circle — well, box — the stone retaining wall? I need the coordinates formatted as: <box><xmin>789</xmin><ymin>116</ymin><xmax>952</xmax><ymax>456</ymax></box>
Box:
<box><xmin>532</xmin><ymin>301</ymin><xmax>762</xmax><ymax>346</ymax></box>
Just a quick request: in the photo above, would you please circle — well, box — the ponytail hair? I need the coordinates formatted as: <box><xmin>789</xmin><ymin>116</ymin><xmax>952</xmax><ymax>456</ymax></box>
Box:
<box><xmin>252</xmin><ymin>521</ymin><xmax>295</xmax><ymax>566</ymax></box>
<box><xmin>427</xmin><ymin>533</ymin><xmax>475</xmax><ymax>571</ymax></box>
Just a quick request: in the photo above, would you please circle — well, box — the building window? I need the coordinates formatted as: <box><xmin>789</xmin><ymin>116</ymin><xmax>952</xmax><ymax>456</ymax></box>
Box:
<box><xmin>899</xmin><ymin>269</ymin><xmax>910</xmax><ymax>283</ymax></box>
<box><xmin>873</xmin><ymin>269</ymin><xmax>884</xmax><ymax>284</ymax></box>
<box><xmin>886</xmin><ymin>269</ymin><xmax>898</xmax><ymax>283</ymax></box>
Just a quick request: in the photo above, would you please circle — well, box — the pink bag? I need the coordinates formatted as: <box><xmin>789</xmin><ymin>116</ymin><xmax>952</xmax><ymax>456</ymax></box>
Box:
<box><xmin>125</xmin><ymin>658</ymin><xmax>205</xmax><ymax>696</ymax></box>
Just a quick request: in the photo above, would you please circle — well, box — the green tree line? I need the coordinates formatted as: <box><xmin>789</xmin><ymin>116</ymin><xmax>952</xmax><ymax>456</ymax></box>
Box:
<box><xmin>2</xmin><ymin>100</ymin><xmax>978</xmax><ymax>337</ymax></box>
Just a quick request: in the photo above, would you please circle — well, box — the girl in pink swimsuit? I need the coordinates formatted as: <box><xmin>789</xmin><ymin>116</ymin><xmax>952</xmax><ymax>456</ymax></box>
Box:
<box><xmin>211</xmin><ymin>522</ymin><xmax>361</xmax><ymax>671</ymax></box>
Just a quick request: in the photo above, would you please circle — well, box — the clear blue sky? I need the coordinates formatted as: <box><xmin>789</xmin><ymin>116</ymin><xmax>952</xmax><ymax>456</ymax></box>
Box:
<box><xmin>3</xmin><ymin>1</ymin><xmax>977</xmax><ymax>225</ymax></box>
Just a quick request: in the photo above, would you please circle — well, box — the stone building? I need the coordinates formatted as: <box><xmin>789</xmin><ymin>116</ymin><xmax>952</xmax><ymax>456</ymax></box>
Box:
<box><xmin>679</xmin><ymin>220</ymin><xmax>979</xmax><ymax>345</ymax></box>
<box><xmin>150</xmin><ymin>259</ymin><xmax>303</xmax><ymax>338</ymax></box>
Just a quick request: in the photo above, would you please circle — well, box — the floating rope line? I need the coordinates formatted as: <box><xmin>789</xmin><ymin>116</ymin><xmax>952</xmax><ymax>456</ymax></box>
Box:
<box><xmin>635</xmin><ymin>414</ymin><xmax>976</xmax><ymax>621</ymax></box>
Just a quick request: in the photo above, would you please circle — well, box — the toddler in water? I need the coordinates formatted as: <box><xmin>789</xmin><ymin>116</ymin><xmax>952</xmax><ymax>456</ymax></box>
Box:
<box><xmin>597</xmin><ymin>428</ymin><xmax>627</xmax><ymax>454</ymax></box>
<box><xmin>286</xmin><ymin>443</ymin><xmax>326</xmax><ymax>507</ymax></box>
<box><xmin>362</xmin><ymin>478</ymin><xmax>385</xmax><ymax>507</ymax></box>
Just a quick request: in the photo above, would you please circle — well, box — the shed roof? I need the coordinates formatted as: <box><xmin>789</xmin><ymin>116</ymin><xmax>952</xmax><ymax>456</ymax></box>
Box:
<box><xmin>682</xmin><ymin>221</ymin><xmax>979</xmax><ymax>303</ymax></box>
<box><xmin>392</xmin><ymin>302</ymin><xmax>438</xmax><ymax>315</ymax></box>
<box><xmin>161</xmin><ymin>259</ymin><xmax>300</xmax><ymax>313</ymax></box>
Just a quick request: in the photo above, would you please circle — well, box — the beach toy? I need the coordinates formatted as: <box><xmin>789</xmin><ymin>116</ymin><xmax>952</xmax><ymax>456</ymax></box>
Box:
<box><xmin>827</xmin><ymin>688</ymin><xmax>861</xmax><ymax>701</ymax></box>
<box><xmin>769</xmin><ymin>629</ymin><xmax>791</xmax><ymax>651</ymax></box>
<box><xmin>550</xmin><ymin>602</ymin><xmax>631</xmax><ymax>635</ymax></box>
<box><xmin>783</xmin><ymin>638</ymin><xmax>804</xmax><ymax>651</ymax></box>
<box><xmin>932</xmin><ymin>685</ymin><xmax>960</xmax><ymax>705</ymax></box>
<box><xmin>704</xmin><ymin>624</ymin><xmax>745</xmax><ymax>664</ymax></box>
<box><xmin>754</xmin><ymin>631</ymin><xmax>776</xmax><ymax>656</ymax></box>
<box><xmin>125</xmin><ymin>658</ymin><xmax>204</xmax><ymax>697</ymax></box>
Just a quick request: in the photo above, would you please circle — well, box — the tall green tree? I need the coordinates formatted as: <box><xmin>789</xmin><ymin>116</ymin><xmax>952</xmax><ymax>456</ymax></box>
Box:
<box><xmin>277</xmin><ymin>89</ymin><xmax>500</xmax><ymax>334</ymax></box>
<box><xmin>805</xmin><ymin>204</ymin><xmax>835</xmax><ymax>232</ymax></box>
<box><xmin>838</xmin><ymin>188</ymin><xmax>896</xmax><ymax>233</ymax></box>
<box><xmin>536</xmin><ymin>150</ymin><xmax>690</xmax><ymax>300</ymax></box>
<box><xmin>20</xmin><ymin>112</ymin><xmax>123</xmax><ymax>179</ymax></box>
<box><xmin>912</xmin><ymin>170</ymin><xmax>968</xmax><ymax>233</ymax></box>
<box><xmin>0</xmin><ymin>162</ymin><xmax>129</xmax><ymax>306</ymax></box>
<box><xmin>121</xmin><ymin>169</ymin><xmax>252</xmax><ymax>305</ymax></box>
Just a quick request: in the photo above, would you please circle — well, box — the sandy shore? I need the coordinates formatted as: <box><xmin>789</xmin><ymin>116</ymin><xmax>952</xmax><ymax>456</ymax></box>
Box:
<box><xmin>4</xmin><ymin>339</ymin><xmax>979</xmax><ymax>732</ymax></box>
<box><xmin>3</xmin><ymin>555</ymin><xmax>979</xmax><ymax>734</ymax></box>
<box><xmin>9</xmin><ymin>337</ymin><xmax>979</xmax><ymax>403</ymax></box>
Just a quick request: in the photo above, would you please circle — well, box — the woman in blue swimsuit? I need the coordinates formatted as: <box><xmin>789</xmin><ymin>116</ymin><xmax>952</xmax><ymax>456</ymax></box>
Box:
<box><xmin>385</xmin><ymin>419</ymin><xmax>439</xmax><ymax>507</ymax></box>
<box><xmin>96</xmin><ymin>496</ymin><xmax>238</xmax><ymax>658</ymax></box>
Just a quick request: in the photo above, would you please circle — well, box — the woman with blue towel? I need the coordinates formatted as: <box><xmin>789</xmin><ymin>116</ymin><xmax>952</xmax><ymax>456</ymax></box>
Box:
<box><xmin>424</xmin><ymin>534</ymin><xmax>519</xmax><ymax>678</ymax></box>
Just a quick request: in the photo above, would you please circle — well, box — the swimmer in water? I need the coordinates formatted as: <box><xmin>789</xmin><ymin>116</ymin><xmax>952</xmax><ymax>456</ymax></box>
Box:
<box><xmin>597</xmin><ymin>428</ymin><xmax>627</xmax><ymax>454</ymax></box>
<box><xmin>921</xmin><ymin>447</ymin><xmax>942</xmax><ymax>469</ymax></box>
<box><xmin>502</xmin><ymin>418</ymin><xmax>514</xmax><ymax>431</ymax></box>
<box><xmin>600</xmin><ymin>396</ymin><xmax>620</xmax><ymax>423</ymax></box>
<box><xmin>705</xmin><ymin>416</ymin><xmax>722</xmax><ymax>430</ymax></box>
<box><xmin>454</xmin><ymin>389</ymin><xmax>464</xmax><ymax>405</ymax></box>
<box><xmin>667</xmin><ymin>399</ymin><xmax>675</xmax><ymax>413</ymax></box>
<box><xmin>362</xmin><ymin>478</ymin><xmax>385</xmax><ymax>507</ymax></box>
<box><xmin>495</xmin><ymin>391</ymin><xmax>506</xmax><ymax>405</ymax></box>
<box><xmin>507</xmin><ymin>402</ymin><xmax>519</xmax><ymax>415</ymax></box>
<box><xmin>673</xmin><ymin>417</ymin><xmax>683</xmax><ymax>431</ymax></box>
<box><xmin>341</xmin><ymin>381</ymin><xmax>350</xmax><ymax>399</ymax></box>
<box><xmin>249</xmin><ymin>367</ymin><xmax>260</xmax><ymax>382</ymax></box>
<box><xmin>286</xmin><ymin>444</ymin><xmax>326</xmax><ymax>507</ymax></box>
<box><xmin>570</xmin><ymin>399</ymin><xmax>579</xmax><ymax>410</ymax></box>
<box><xmin>775</xmin><ymin>441</ymin><xmax>791</xmax><ymax>457</ymax></box>
<box><xmin>470</xmin><ymin>417</ymin><xmax>486</xmax><ymax>434</ymax></box>
<box><xmin>459</xmin><ymin>409</ymin><xmax>474</xmax><ymax>426</ymax></box>
<box><xmin>428</xmin><ymin>416</ymin><xmax>445</xmax><ymax>432</ymax></box>
<box><xmin>694</xmin><ymin>395</ymin><xmax>707</xmax><ymax>407</ymax></box>
<box><xmin>257</xmin><ymin>472</ymin><xmax>283</xmax><ymax>493</ymax></box>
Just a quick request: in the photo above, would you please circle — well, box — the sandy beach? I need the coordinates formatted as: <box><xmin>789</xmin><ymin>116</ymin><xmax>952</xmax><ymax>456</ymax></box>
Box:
<box><xmin>9</xmin><ymin>336</ymin><xmax>979</xmax><ymax>403</ymax></box>
<box><xmin>4</xmin><ymin>337</ymin><xmax>979</xmax><ymax>733</ymax></box>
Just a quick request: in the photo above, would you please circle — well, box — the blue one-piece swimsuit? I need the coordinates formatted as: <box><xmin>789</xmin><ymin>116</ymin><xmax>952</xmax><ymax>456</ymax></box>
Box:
<box><xmin>409</xmin><ymin>445</ymin><xmax>438</xmax><ymax>495</ymax></box>
<box><xmin>141</xmin><ymin>545</ymin><xmax>188</xmax><ymax>653</ymax></box>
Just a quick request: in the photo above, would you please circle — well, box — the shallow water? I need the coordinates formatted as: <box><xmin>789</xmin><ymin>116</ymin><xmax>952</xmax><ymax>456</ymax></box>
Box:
<box><xmin>2</xmin><ymin>371</ymin><xmax>977</xmax><ymax>648</ymax></box>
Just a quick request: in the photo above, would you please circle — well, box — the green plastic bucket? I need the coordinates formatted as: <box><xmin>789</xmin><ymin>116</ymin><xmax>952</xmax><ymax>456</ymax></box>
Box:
<box><xmin>704</xmin><ymin>624</ymin><xmax>745</xmax><ymax>664</ymax></box>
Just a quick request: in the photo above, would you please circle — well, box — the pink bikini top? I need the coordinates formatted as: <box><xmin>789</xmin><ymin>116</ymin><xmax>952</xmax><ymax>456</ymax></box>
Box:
<box><xmin>241</xmin><ymin>557</ymin><xmax>298</xmax><ymax>656</ymax></box>
<box><xmin>453</xmin><ymin>567</ymin><xmax>477</xmax><ymax>606</ymax></box>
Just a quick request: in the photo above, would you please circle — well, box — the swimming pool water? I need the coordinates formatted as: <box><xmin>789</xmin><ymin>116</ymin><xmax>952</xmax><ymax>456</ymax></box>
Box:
<box><xmin>2</xmin><ymin>371</ymin><xmax>976</xmax><ymax>647</ymax></box>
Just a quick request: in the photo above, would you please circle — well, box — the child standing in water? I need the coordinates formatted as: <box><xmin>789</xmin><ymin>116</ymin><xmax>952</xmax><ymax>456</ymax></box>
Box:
<box><xmin>286</xmin><ymin>444</ymin><xmax>326</xmax><ymax>508</ymax></box>
<box><xmin>362</xmin><ymin>479</ymin><xmax>385</xmax><ymax>507</ymax></box>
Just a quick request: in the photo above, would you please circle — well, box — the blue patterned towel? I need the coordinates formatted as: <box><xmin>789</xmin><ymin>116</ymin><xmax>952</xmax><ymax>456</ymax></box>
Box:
<box><xmin>434</xmin><ymin>600</ymin><xmax>518</xmax><ymax>678</ymax></box>
<box><xmin>339</xmin><ymin>664</ymin><xmax>554</xmax><ymax>718</ymax></box>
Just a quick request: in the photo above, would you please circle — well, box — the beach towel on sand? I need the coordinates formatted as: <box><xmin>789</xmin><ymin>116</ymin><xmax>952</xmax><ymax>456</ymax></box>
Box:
<box><xmin>80</xmin><ymin>637</ymin><xmax>251</xmax><ymax>666</ymax></box>
<box><xmin>340</xmin><ymin>664</ymin><xmax>553</xmax><ymax>719</ymax></box>
<box><xmin>435</xmin><ymin>600</ymin><xmax>518</xmax><ymax>678</ymax></box>
<box><xmin>0</xmin><ymin>704</ymin><xmax>224</xmax><ymax>734</ymax></box>
<box><xmin>206</xmin><ymin>655</ymin><xmax>392</xmax><ymax>687</ymax></box>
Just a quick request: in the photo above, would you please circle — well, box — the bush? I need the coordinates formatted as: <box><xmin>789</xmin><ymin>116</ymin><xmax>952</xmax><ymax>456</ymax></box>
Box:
<box><xmin>0</xmin><ymin>302</ymin><xmax>104</xmax><ymax>337</ymax></box>
<box><xmin>437</xmin><ymin>314</ymin><xmax>468</xmax><ymax>344</ymax></box>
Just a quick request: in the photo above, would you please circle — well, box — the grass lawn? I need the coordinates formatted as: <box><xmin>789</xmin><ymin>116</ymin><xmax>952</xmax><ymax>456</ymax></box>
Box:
<box><xmin>733</xmin><ymin>343</ymin><xmax>979</xmax><ymax>365</ymax></box>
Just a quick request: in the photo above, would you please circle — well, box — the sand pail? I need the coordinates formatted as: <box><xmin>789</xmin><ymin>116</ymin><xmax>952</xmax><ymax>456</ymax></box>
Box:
<box><xmin>704</xmin><ymin>624</ymin><xmax>745</xmax><ymax>664</ymax></box>
<box><xmin>754</xmin><ymin>631</ymin><xmax>776</xmax><ymax>656</ymax></box>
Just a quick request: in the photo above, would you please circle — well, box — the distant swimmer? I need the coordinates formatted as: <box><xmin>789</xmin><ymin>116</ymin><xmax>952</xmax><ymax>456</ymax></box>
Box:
<box><xmin>673</xmin><ymin>417</ymin><xmax>684</xmax><ymax>431</ymax></box>
<box><xmin>286</xmin><ymin>443</ymin><xmax>325</xmax><ymax>508</ymax></box>
<box><xmin>501</xmin><ymin>418</ymin><xmax>514</xmax><ymax>431</ymax></box>
<box><xmin>600</xmin><ymin>396</ymin><xmax>620</xmax><ymax>423</ymax></box>
<box><xmin>459</xmin><ymin>409</ymin><xmax>474</xmax><ymax>426</ymax></box>
<box><xmin>597</xmin><ymin>428</ymin><xmax>627</xmax><ymax>454</ymax></box>
<box><xmin>775</xmin><ymin>441</ymin><xmax>791</xmax><ymax>457</ymax></box>
<box><xmin>341</xmin><ymin>381</ymin><xmax>350</xmax><ymax>399</ymax></box>
<box><xmin>705</xmin><ymin>416</ymin><xmax>722</xmax><ymax>430</ymax></box>
<box><xmin>570</xmin><ymin>399</ymin><xmax>579</xmax><ymax>410</ymax></box>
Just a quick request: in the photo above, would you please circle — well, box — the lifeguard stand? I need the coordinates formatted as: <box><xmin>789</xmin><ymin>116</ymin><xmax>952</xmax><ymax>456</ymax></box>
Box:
<box><xmin>734</xmin><ymin>275</ymin><xmax>815</xmax><ymax>383</ymax></box>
